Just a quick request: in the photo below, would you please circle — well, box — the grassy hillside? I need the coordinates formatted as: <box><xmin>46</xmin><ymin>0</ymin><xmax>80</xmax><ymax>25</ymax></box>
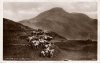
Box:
<box><xmin>3</xmin><ymin>18</ymin><xmax>33</xmax><ymax>45</ymax></box>
<box><xmin>3</xmin><ymin>18</ymin><xmax>33</xmax><ymax>60</ymax></box>
<box><xmin>3</xmin><ymin>18</ymin><xmax>65</xmax><ymax>60</ymax></box>
<box><xmin>55</xmin><ymin>40</ymin><xmax>97</xmax><ymax>52</ymax></box>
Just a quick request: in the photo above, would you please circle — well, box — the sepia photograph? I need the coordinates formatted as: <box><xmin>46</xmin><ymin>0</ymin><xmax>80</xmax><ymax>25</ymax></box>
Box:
<box><xmin>3</xmin><ymin>2</ymin><xmax>97</xmax><ymax>61</ymax></box>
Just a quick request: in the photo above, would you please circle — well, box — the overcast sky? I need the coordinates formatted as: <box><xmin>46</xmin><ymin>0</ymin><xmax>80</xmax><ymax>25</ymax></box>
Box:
<box><xmin>3</xmin><ymin>2</ymin><xmax>97</xmax><ymax>21</ymax></box>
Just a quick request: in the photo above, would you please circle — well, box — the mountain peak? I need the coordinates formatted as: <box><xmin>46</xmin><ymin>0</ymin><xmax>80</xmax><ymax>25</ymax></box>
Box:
<box><xmin>50</xmin><ymin>7</ymin><xmax>64</xmax><ymax>11</ymax></box>
<box><xmin>48</xmin><ymin>7</ymin><xmax>67</xmax><ymax>13</ymax></box>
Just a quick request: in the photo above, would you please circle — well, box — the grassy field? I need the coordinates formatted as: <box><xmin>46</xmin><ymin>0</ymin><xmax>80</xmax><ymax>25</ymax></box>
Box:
<box><xmin>4</xmin><ymin>39</ymin><xmax>97</xmax><ymax>60</ymax></box>
<box><xmin>55</xmin><ymin>40</ymin><xmax>97</xmax><ymax>52</ymax></box>
<box><xmin>54</xmin><ymin>40</ymin><xmax>97</xmax><ymax>60</ymax></box>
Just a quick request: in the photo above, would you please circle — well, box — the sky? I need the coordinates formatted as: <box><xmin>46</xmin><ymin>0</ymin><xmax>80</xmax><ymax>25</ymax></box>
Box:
<box><xmin>3</xmin><ymin>2</ymin><xmax>97</xmax><ymax>22</ymax></box>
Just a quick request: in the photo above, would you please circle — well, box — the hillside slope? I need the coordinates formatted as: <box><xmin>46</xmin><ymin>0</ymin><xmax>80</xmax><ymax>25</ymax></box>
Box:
<box><xmin>20</xmin><ymin>7</ymin><xmax>97</xmax><ymax>40</ymax></box>
<box><xmin>3</xmin><ymin>18</ymin><xmax>65</xmax><ymax>60</ymax></box>
<box><xmin>3</xmin><ymin>18</ymin><xmax>33</xmax><ymax>45</ymax></box>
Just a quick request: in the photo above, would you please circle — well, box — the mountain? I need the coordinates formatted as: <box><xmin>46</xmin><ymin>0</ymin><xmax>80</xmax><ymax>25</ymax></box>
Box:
<box><xmin>19</xmin><ymin>7</ymin><xmax>97</xmax><ymax>40</ymax></box>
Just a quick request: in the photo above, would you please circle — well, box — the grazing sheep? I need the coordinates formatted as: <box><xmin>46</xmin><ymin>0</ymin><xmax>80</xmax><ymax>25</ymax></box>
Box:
<box><xmin>33</xmin><ymin>40</ymin><xmax>40</xmax><ymax>48</ymax></box>
<box><xmin>40</xmin><ymin>50</ymin><xmax>46</xmax><ymax>57</ymax></box>
<box><xmin>40</xmin><ymin>47</ymin><xmax>50</xmax><ymax>57</ymax></box>
<box><xmin>27</xmin><ymin>36</ymin><xmax>33</xmax><ymax>42</ymax></box>
<box><xmin>49</xmin><ymin>49</ymin><xmax>55</xmax><ymax>58</ymax></box>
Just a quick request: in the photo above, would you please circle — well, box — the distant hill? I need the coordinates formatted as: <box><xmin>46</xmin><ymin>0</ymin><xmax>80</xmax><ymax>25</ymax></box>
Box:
<box><xmin>19</xmin><ymin>7</ymin><xmax>97</xmax><ymax>40</ymax></box>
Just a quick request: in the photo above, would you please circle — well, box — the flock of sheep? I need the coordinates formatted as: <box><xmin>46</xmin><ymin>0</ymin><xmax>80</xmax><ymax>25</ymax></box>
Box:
<box><xmin>27</xmin><ymin>29</ymin><xmax>55</xmax><ymax>58</ymax></box>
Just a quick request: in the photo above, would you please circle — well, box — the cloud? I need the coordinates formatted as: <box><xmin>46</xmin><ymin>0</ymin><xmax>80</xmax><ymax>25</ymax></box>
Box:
<box><xmin>4</xmin><ymin>10</ymin><xmax>37</xmax><ymax>21</ymax></box>
<box><xmin>83</xmin><ymin>12</ymin><xmax>97</xmax><ymax>18</ymax></box>
<box><xmin>71</xmin><ymin>2</ymin><xmax>97</xmax><ymax>12</ymax></box>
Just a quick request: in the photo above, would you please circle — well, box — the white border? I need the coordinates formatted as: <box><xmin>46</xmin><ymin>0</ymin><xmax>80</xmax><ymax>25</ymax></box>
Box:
<box><xmin>3</xmin><ymin>0</ymin><xmax>98</xmax><ymax>2</ymax></box>
<box><xmin>98</xmin><ymin>0</ymin><xmax>100</xmax><ymax>61</ymax></box>
<box><xmin>1</xmin><ymin>0</ymin><xmax>100</xmax><ymax>62</ymax></box>
<box><xmin>0</xmin><ymin>0</ymin><xmax>3</xmax><ymax>61</ymax></box>
<box><xmin>2</xmin><ymin>61</ymin><xmax>98</xmax><ymax>62</ymax></box>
